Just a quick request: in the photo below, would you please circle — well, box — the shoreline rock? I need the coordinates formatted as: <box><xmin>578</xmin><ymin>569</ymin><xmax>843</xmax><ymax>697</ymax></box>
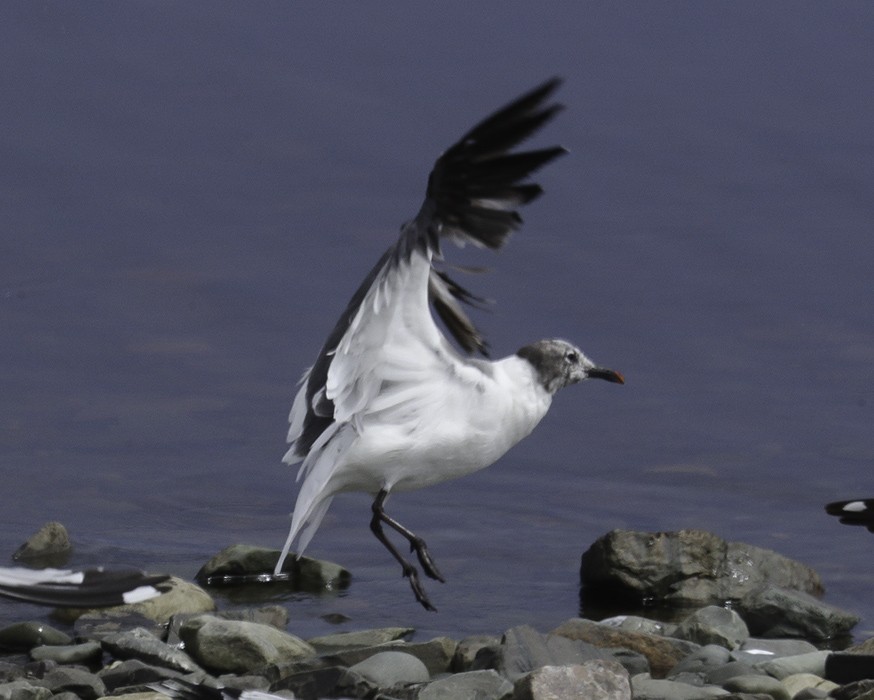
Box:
<box><xmin>1</xmin><ymin>529</ymin><xmax>868</xmax><ymax>699</ymax></box>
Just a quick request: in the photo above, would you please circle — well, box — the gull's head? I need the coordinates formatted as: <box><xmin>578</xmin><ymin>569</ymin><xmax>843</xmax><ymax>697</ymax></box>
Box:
<box><xmin>516</xmin><ymin>339</ymin><xmax>624</xmax><ymax>395</ymax></box>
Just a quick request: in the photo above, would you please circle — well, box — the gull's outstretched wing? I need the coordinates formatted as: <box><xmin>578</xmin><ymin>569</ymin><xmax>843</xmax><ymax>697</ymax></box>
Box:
<box><xmin>0</xmin><ymin>566</ymin><xmax>169</xmax><ymax>607</ymax></box>
<box><xmin>275</xmin><ymin>79</ymin><xmax>566</xmax><ymax>567</ymax></box>
<box><xmin>286</xmin><ymin>78</ymin><xmax>566</xmax><ymax>465</ymax></box>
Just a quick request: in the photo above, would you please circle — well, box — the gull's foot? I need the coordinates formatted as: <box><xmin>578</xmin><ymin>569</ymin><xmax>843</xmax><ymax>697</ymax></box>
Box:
<box><xmin>409</xmin><ymin>536</ymin><xmax>445</xmax><ymax>582</ymax></box>
<box><xmin>402</xmin><ymin>563</ymin><xmax>437</xmax><ymax>612</ymax></box>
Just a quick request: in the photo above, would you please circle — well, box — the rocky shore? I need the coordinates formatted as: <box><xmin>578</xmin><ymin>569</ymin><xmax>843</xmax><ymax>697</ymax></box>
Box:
<box><xmin>2</xmin><ymin>527</ymin><xmax>872</xmax><ymax>700</ymax></box>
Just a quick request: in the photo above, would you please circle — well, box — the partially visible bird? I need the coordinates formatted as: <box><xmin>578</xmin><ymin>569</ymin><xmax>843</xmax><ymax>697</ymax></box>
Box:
<box><xmin>826</xmin><ymin>499</ymin><xmax>874</xmax><ymax>532</ymax></box>
<box><xmin>275</xmin><ymin>78</ymin><xmax>624</xmax><ymax>610</ymax></box>
<box><xmin>0</xmin><ymin>565</ymin><xmax>169</xmax><ymax>607</ymax></box>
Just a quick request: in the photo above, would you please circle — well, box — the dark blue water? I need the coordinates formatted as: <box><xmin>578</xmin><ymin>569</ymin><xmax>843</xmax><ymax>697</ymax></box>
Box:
<box><xmin>3</xmin><ymin>3</ymin><xmax>874</xmax><ymax>642</ymax></box>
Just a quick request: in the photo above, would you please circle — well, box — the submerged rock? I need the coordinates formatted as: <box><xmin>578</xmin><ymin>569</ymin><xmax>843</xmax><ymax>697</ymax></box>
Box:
<box><xmin>13</xmin><ymin>522</ymin><xmax>71</xmax><ymax>565</ymax></box>
<box><xmin>195</xmin><ymin>544</ymin><xmax>350</xmax><ymax>593</ymax></box>
<box><xmin>580</xmin><ymin>529</ymin><xmax>824</xmax><ymax>609</ymax></box>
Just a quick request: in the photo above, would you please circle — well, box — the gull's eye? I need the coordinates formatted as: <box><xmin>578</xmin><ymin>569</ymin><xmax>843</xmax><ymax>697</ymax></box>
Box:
<box><xmin>565</xmin><ymin>350</ymin><xmax>578</xmax><ymax>363</ymax></box>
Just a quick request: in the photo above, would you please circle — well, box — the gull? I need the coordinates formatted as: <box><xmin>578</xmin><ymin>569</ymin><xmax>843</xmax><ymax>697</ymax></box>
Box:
<box><xmin>274</xmin><ymin>78</ymin><xmax>624</xmax><ymax>610</ymax></box>
<box><xmin>0</xmin><ymin>565</ymin><xmax>169</xmax><ymax>607</ymax></box>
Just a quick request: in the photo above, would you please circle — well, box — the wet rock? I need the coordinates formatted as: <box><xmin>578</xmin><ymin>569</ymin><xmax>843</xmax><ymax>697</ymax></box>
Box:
<box><xmin>825</xmin><ymin>652</ymin><xmax>874</xmax><ymax>684</ymax></box>
<box><xmin>551</xmin><ymin>617</ymin><xmax>698</xmax><ymax>678</ymax></box>
<box><xmin>738</xmin><ymin>585</ymin><xmax>858</xmax><ymax>640</ymax></box>
<box><xmin>722</xmin><ymin>673</ymin><xmax>791</xmax><ymax>699</ymax></box>
<box><xmin>732</xmin><ymin>637</ymin><xmax>818</xmax><ymax>664</ymax></box>
<box><xmin>514</xmin><ymin>659</ymin><xmax>631</xmax><ymax>700</ymax></box>
<box><xmin>674</xmin><ymin>605</ymin><xmax>750</xmax><ymax>649</ymax></box>
<box><xmin>195</xmin><ymin>544</ymin><xmax>350</xmax><ymax>592</ymax></box>
<box><xmin>348</xmin><ymin>650</ymin><xmax>429</xmax><ymax>687</ymax></box>
<box><xmin>581</xmin><ymin>529</ymin><xmax>823</xmax><ymax>607</ymax></box>
<box><xmin>418</xmin><ymin>669</ymin><xmax>512</xmax><ymax>699</ymax></box>
<box><xmin>101</xmin><ymin>626</ymin><xmax>203</xmax><ymax>674</ymax></box>
<box><xmin>179</xmin><ymin>615</ymin><xmax>315</xmax><ymax>674</ymax></box>
<box><xmin>496</xmin><ymin>624</ymin><xmax>609</xmax><ymax>682</ymax></box>
<box><xmin>32</xmin><ymin>667</ymin><xmax>106</xmax><ymax>700</ymax></box>
<box><xmin>29</xmin><ymin>641</ymin><xmax>102</xmax><ymax>665</ymax></box>
<box><xmin>13</xmin><ymin>523</ymin><xmax>71</xmax><ymax>565</ymax></box>
<box><xmin>307</xmin><ymin>626</ymin><xmax>413</xmax><ymax>651</ymax></box>
<box><xmin>0</xmin><ymin>680</ymin><xmax>53</xmax><ymax>700</ymax></box>
<box><xmin>0</xmin><ymin>622</ymin><xmax>72</xmax><ymax>651</ymax></box>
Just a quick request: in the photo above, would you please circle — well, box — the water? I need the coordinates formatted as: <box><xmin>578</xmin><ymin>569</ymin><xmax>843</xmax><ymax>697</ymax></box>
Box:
<box><xmin>2</xmin><ymin>3</ymin><xmax>874</xmax><ymax>642</ymax></box>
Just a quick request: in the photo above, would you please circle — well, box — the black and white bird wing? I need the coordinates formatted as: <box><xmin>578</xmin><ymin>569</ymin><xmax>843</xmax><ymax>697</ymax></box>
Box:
<box><xmin>285</xmin><ymin>78</ymin><xmax>566</xmax><ymax>464</ymax></box>
<box><xmin>826</xmin><ymin>499</ymin><xmax>874</xmax><ymax>532</ymax></box>
<box><xmin>275</xmin><ymin>79</ymin><xmax>567</xmax><ymax>566</ymax></box>
<box><xmin>0</xmin><ymin>566</ymin><xmax>169</xmax><ymax>607</ymax></box>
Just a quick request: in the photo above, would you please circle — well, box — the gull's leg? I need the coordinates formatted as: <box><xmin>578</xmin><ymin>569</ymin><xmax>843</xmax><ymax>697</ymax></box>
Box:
<box><xmin>375</xmin><ymin>500</ymin><xmax>445</xmax><ymax>583</ymax></box>
<box><xmin>370</xmin><ymin>489</ymin><xmax>442</xmax><ymax>611</ymax></box>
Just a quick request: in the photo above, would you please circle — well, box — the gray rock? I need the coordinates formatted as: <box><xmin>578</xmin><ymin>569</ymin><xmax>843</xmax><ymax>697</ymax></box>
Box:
<box><xmin>418</xmin><ymin>669</ymin><xmax>513</xmax><ymax>699</ymax></box>
<box><xmin>551</xmin><ymin>618</ymin><xmax>699</xmax><ymax>678</ymax></box>
<box><xmin>179</xmin><ymin>615</ymin><xmax>316</xmax><ymax>674</ymax></box>
<box><xmin>581</xmin><ymin>530</ymin><xmax>823</xmax><ymax>608</ymax></box>
<box><xmin>675</xmin><ymin>606</ymin><xmax>750</xmax><ymax>649</ymax></box>
<box><xmin>32</xmin><ymin>667</ymin><xmax>106</xmax><ymax>700</ymax></box>
<box><xmin>732</xmin><ymin>638</ymin><xmax>818</xmax><ymax>664</ymax></box>
<box><xmin>12</xmin><ymin>522</ymin><xmax>71</xmax><ymax>564</ymax></box>
<box><xmin>322</xmin><ymin>636</ymin><xmax>455</xmax><ymax>676</ymax></box>
<box><xmin>497</xmin><ymin>625</ymin><xmax>607</xmax><ymax>682</ymax></box>
<box><xmin>599</xmin><ymin>615</ymin><xmax>677</xmax><ymax>637</ymax></box>
<box><xmin>271</xmin><ymin>665</ymin><xmax>375</xmax><ymax>699</ymax></box>
<box><xmin>348</xmin><ymin>650</ymin><xmax>429</xmax><ymax>687</ymax></box>
<box><xmin>669</xmin><ymin>644</ymin><xmax>733</xmax><ymax>676</ymax></box>
<box><xmin>307</xmin><ymin>626</ymin><xmax>413</xmax><ymax>651</ymax></box>
<box><xmin>704</xmin><ymin>660</ymin><xmax>760</xmax><ymax>685</ymax></box>
<box><xmin>611</xmin><ymin>648</ymin><xmax>651</xmax><ymax>676</ymax></box>
<box><xmin>781</xmin><ymin>672</ymin><xmax>838</xmax><ymax>697</ymax></box>
<box><xmin>452</xmin><ymin>635</ymin><xmax>502</xmax><ymax>671</ymax></box>
<box><xmin>753</xmin><ymin>650</ymin><xmax>830</xmax><ymax>680</ymax></box>
<box><xmin>97</xmin><ymin>658</ymin><xmax>186</xmax><ymax>691</ymax></box>
<box><xmin>0</xmin><ymin>622</ymin><xmax>72</xmax><ymax>651</ymax></box>
<box><xmin>55</xmin><ymin>576</ymin><xmax>215</xmax><ymax>627</ymax></box>
<box><xmin>218</xmin><ymin>606</ymin><xmax>289</xmax><ymax>630</ymax></box>
<box><xmin>738</xmin><ymin>586</ymin><xmax>858</xmax><ymax>640</ymax></box>
<box><xmin>631</xmin><ymin>674</ymin><xmax>729</xmax><ymax>698</ymax></box>
<box><xmin>29</xmin><ymin>641</ymin><xmax>102</xmax><ymax>665</ymax></box>
<box><xmin>196</xmin><ymin>544</ymin><xmax>350</xmax><ymax>592</ymax></box>
<box><xmin>101</xmin><ymin>626</ymin><xmax>202</xmax><ymax>673</ymax></box>
<box><xmin>72</xmin><ymin>610</ymin><xmax>165</xmax><ymax>642</ymax></box>
<box><xmin>514</xmin><ymin>660</ymin><xmax>631</xmax><ymax>700</ymax></box>
<box><xmin>722</xmin><ymin>673</ymin><xmax>791</xmax><ymax>699</ymax></box>
<box><xmin>0</xmin><ymin>680</ymin><xmax>53</xmax><ymax>700</ymax></box>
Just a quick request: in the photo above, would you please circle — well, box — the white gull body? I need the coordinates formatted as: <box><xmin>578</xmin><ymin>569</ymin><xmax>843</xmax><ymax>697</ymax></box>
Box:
<box><xmin>274</xmin><ymin>79</ymin><xmax>623</xmax><ymax>609</ymax></box>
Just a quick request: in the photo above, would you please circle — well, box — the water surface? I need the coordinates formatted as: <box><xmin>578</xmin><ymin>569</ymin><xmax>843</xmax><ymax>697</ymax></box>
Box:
<box><xmin>2</xmin><ymin>3</ymin><xmax>874</xmax><ymax>641</ymax></box>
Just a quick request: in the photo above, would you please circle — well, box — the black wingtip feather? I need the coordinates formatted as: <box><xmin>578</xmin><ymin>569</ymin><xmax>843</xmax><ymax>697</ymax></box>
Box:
<box><xmin>421</xmin><ymin>78</ymin><xmax>566</xmax><ymax>253</ymax></box>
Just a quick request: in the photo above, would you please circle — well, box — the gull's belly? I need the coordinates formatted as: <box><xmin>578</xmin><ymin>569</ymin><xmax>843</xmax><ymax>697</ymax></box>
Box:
<box><xmin>337</xmin><ymin>392</ymin><xmax>547</xmax><ymax>494</ymax></box>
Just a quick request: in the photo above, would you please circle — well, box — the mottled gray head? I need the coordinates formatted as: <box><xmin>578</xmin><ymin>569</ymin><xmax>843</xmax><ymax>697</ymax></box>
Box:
<box><xmin>516</xmin><ymin>339</ymin><xmax>624</xmax><ymax>394</ymax></box>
